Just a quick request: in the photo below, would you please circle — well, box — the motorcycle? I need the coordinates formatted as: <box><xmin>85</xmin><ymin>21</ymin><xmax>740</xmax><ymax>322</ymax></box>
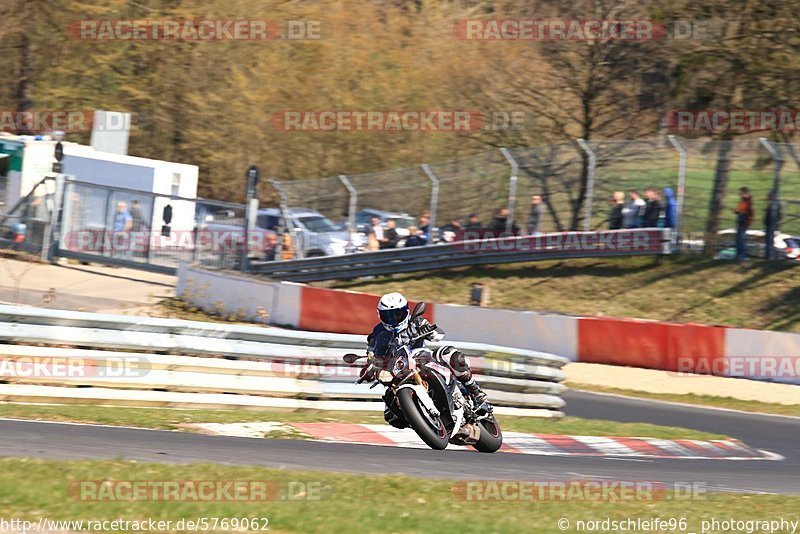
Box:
<box><xmin>343</xmin><ymin>302</ymin><xmax>503</xmax><ymax>452</ymax></box>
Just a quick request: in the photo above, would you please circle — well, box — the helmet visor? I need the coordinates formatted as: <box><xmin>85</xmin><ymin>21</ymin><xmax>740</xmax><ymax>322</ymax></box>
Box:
<box><xmin>379</xmin><ymin>305</ymin><xmax>409</xmax><ymax>327</ymax></box>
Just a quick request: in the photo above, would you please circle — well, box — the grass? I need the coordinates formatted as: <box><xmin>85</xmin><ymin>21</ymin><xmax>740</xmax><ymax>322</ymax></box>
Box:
<box><xmin>0</xmin><ymin>403</ymin><xmax>728</xmax><ymax>440</ymax></box>
<box><xmin>0</xmin><ymin>458</ymin><xmax>798</xmax><ymax>533</ymax></box>
<box><xmin>568</xmin><ymin>382</ymin><xmax>800</xmax><ymax>418</ymax></box>
<box><xmin>327</xmin><ymin>255</ymin><xmax>800</xmax><ymax>331</ymax></box>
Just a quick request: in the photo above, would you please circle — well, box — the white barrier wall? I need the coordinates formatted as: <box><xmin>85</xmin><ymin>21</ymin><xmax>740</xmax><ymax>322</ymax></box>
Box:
<box><xmin>434</xmin><ymin>304</ymin><xmax>579</xmax><ymax>360</ymax></box>
<box><xmin>725</xmin><ymin>328</ymin><xmax>800</xmax><ymax>385</ymax></box>
<box><xmin>176</xmin><ymin>262</ymin><xmax>301</xmax><ymax>328</ymax></box>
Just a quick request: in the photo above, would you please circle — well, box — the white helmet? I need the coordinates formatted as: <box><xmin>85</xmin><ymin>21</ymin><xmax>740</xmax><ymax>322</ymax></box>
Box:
<box><xmin>377</xmin><ymin>292</ymin><xmax>410</xmax><ymax>333</ymax></box>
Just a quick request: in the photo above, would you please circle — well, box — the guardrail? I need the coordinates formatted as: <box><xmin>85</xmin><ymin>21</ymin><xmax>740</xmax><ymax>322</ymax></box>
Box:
<box><xmin>0</xmin><ymin>304</ymin><xmax>569</xmax><ymax>417</ymax></box>
<box><xmin>252</xmin><ymin>228</ymin><xmax>670</xmax><ymax>282</ymax></box>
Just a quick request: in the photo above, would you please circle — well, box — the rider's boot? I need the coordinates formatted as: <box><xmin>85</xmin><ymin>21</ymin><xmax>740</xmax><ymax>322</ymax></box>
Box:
<box><xmin>463</xmin><ymin>377</ymin><xmax>490</xmax><ymax>413</ymax></box>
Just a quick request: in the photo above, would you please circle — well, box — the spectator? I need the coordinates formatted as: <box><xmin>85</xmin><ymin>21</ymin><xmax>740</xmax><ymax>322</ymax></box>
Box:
<box><xmin>418</xmin><ymin>213</ymin><xmax>431</xmax><ymax>237</ymax></box>
<box><xmin>440</xmin><ymin>218</ymin><xmax>462</xmax><ymax>233</ymax></box>
<box><xmin>129</xmin><ymin>199</ymin><xmax>149</xmax><ymax>258</ymax></box>
<box><xmin>112</xmin><ymin>201</ymin><xmax>133</xmax><ymax>259</ymax></box>
<box><xmin>439</xmin><ymin>218</ymin><xmax>462</xmax><ymax>243</ymax></box>
<box><xmin>130</xmin><ymin>200</ymin><xmax>147</xmax><ymax>232</ymax></box>
<box><xmin>609</xmin><ymin>191</ymin><xmax>625</xmax><ymax>230</ymax></box>
<box><xmin>405</xmin><ymin>225</ymin><xmax>427</xmax><ymax>247</ymax></box>
<box><xmin>623</xmin><ymin>190</ymin><xmax>646</xmax><ymax>228</ymax></box>
<box><xmin>464</xmin><ymin>213</ymin><xmax>482</xmax><ymax>230</ymax></box>
<box><xmin>371</xmin><ymin>216</ymin><xmax>384</xmax><ymax>239</ymax></box>
<box><xmin>642</xmin><ymin>188</ymin><xmax>663</xmax><ymax>228</ymax></box>
<box><xmin>379</xmin><ymin>219</ymin><xmax>400</xmax><ymax>249</ymax></box>
<box><xmin>663</xmin><ymin>187</ymin><xmax>678</xmax><ymax>229</ymax></box>
<box><xmin>733</xmin><ymin>186</ymin><xmax>754</xmax><ymax>262</ymax></box>
<box><xmin>490</xmin><ymin>207</ymin><xmax>519</xmax><ymax>235</ymax></box>
<box><xmin>528</xmin><ymin>195</ymin><xmax>544</xmax><ymax>234</ymax></box>
<box><xmin>264</xmin><ymin>233</ymin><xmax>278</xmax><ymax>261</ymax></box>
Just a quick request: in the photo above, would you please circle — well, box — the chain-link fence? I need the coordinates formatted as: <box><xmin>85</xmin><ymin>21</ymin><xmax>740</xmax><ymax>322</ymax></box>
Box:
<box><xmin>268</xmin><ymin>135</ymin><xmax>800</xmax><ymax>261</ymax></box>
<box><xmin>5</xmin><ymin>135</ymin><xmax>799</xmax><ymax>271</ymax></box>
<box><xmin>57</xmin><ymin>179</ymin><xmax>260</xmax><ymax>272</ymax></box>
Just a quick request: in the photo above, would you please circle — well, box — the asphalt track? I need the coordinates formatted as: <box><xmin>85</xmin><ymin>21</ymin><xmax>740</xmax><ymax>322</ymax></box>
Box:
<box><xmin>0</xmin><ymin>391</ymin><xmax>797</xmax><ymax>494</ymax></box>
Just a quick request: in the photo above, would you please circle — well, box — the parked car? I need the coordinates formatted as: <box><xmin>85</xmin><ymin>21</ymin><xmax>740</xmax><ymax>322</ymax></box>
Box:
<box><xmin>715</xmin><ymin>229</ymin><xmax>800</xmax><ymax>261</ymax></box>
<box><xmin>195</xmin><ymin>209</ymin><xmax>276</xmax><ymax>262</ymax></box>
<box><xmin>257</xmin><ymin>208</ymin><xmax>365</xmax><ymax>258</ymax></box>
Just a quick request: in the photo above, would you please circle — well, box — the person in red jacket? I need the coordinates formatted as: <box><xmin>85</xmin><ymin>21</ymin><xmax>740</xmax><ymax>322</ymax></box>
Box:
<box><xmin>733</xmin><ymin>187</ymin><xmax>754</xmax><ymax>261</ymax></box>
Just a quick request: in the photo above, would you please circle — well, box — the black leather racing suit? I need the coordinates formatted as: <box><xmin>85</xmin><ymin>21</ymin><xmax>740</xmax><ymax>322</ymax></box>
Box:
<box><xmin>366</xmin><ymin>317</ymin><xmax>484</xmax><ymax>429</ymax></box>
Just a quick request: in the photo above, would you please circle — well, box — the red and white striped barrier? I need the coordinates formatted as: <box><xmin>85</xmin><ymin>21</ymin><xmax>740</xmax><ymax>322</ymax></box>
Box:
<box><xmin>178</xmin><ymin>263</ymin><xmax>800</xmax><ymax>385</ymax></box>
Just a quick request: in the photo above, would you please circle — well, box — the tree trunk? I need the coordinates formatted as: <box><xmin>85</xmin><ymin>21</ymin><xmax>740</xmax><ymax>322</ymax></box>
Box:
<box><xmin>569</xmin><ymin>152</ymin><xmax>590</xmax><ymax>231</ymax></box>
<box><xmin>704</xmin><ymin>140</ymin><xmax>732</xmax><ymax>254</ymax></box>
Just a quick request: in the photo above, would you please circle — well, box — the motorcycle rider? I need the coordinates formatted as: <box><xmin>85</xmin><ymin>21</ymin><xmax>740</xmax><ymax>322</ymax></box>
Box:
<box><xmin>364</xmin><ymin>292</ymin><xmax>490</xmax><ymax>428</ymax></box>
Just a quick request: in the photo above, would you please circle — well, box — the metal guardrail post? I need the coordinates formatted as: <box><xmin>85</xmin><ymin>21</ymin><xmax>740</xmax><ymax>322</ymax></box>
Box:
<box><xmin>338</xmin><ymin>174</ymin><xmax>357</xmax><ymax>252</ymax></box>
<box><xmin>270</xmin><ymin>179</ymin><xmax>298</xmax><ymax>260</ymax></box>
<box><xmin>668</xmin><ymin>135</ymin><xmax>687</xmax><ymax>251</ymax></box>
<box><xmin>759</xmin><ymin>138</ymin><xmax>783</xmax><ymax>259</ymax></box>
<box><xmin>500</xmin><ymin>148</ymin><xmax>518</xmax><ymax>234</ymax></box>
<box><xmin>576</xmin><ymin>139</ymin><xmax>596</xmax><ymax>232</ymax></box>
<box><xmin>420</xmin><ymin>164</ymin><xmax>439</xmax><ymax>242</ymax></box>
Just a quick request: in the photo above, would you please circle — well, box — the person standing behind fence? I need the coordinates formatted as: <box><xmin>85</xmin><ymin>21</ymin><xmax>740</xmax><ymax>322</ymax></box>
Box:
<box><xmin>528</xmin><ymin>195</ymin><xmax>544</xmax><ymax>234</ymax></box>
<box><xmin>129</xmin><ymin>199</ymin><xmax>148</xmax><ymax>258</ymax></box>
<box><xmin>112</xmin><ymin>201</ymin><xmax>133</xmax><ymax>259</ymax></box>
<box><xmin>663</xmin><ymin>187</ymin><xmax>678</xmax><ymax>229</ymax></box>
<box><xmin>464</xmin><ymin>213</ymin><xmax>482</xmax><ymax>230</ymax></box>
<box><xmin>405</xmin><ymin>225</ymin><xmax>427</xmax><ymax>247</ymax></box>
<box><xmin>380</xmin><ymin>219</ymin><xmax>400</xmax><ymax>249</ymax></box>
<box><xmin>623</xmin><ymin>190</ymin><xmax>646</xmax><ymax>228</ymax></box>
<box><xmin>609</xmin><ymin>192</ymin><xmax>625</xmax><ymax>230</ymax></box>
<box><xmin>733</xmin><ymin>186</ymin><xmax>754</xmax><ymax>262</ymax></box>
<box><xmin>642</xmin><ymin>188</ymin><xmax>663</xmax><ymax>228</ymax></box>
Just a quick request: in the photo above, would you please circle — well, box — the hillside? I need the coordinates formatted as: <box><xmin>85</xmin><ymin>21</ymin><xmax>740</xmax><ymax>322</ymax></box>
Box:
<box><xmin>326</xmin><ymin>256</ymin><xmax>800</xmax><ymax>332</ymax></box>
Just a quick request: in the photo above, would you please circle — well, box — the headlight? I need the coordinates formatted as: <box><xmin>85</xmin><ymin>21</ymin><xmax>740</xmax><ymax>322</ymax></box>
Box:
<box><xmin>392</xmin><ymin>355</ymin><xmax>407</xmax><ymax>375</ymax></box>
<box><xmin>378</xmin><ymin>370</ymin><xmax>393</xmax><ymax>383</ymax></box>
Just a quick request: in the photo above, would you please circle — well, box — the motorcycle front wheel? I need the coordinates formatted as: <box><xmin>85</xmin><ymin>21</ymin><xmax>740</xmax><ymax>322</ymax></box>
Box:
<box><xmin>396</xmin><ymin>387</ymin><xmax>449</xmax><ymax>450</ymax></box>
<box><xmin>473</xmin><ymin>415</ymin><xmax>503</xmax><ymax>453</ymax></box>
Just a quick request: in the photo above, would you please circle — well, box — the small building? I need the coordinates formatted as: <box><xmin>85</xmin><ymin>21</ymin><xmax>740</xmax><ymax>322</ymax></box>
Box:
<box><xmin>0</xmin><ymin>133</ymin><xmax>199</xmax><ymax>234</ymax></box>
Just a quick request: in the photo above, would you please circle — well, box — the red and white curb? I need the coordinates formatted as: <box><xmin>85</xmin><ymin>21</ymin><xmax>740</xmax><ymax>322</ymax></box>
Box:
<box><xmin>194</xmin><ymin>422</ymin><xmax>781</xmax><ymax>461</ymax></box>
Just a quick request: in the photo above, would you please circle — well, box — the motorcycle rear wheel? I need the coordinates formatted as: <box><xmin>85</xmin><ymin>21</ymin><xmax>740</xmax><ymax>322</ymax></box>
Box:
<box><xmin>397</xmin><ymin>387</ymin><xmax>449</xmax><ymax>450</ymax></box>
<box><xmin>473</xmin><ymin>415</ymin><xmax>503</xmax><ymax>453</ymax></box>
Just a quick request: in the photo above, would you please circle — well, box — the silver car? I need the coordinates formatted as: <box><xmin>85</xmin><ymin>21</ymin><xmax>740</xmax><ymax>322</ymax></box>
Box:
<box><xmin>257</xmin><ymin>208</ymin><xmax>365</xmax><ymax>258</ymax></box>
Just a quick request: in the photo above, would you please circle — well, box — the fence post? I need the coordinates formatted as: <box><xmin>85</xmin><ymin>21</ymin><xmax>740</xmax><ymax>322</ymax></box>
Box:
<box><xmin>668</xmin><ymin>135</ymin><xmax>687</xmax><ymax>251</ymax></box>
<box><xmin>270</xmin><ymin>179</ymin><xmax>297</xmax><ymax>260</ymax></box>
<box><xmin>41</xmin><ymin>175</ymin><xmax>63</xmax><ymax>262</ymax></box>
<box><xmin>420</xmin><ymin>164</ymin><xmax>439</xmax><ymax>242</ymax></box>
<box><xmin>576</xmin><ymin>139</ymin><xmax>596</xmax><ymax>232</ymax></box>
<box><xmin>500</xmin><ymin>148</ymin><xmax>519</xmax><ymax>234</ymax></box>
<box><xmin>759</xmin><ymin>138</ymin><xmax>783</xmax><ymax>259</ymax></box>
<box><xmin>338</xmin><ymin>174</ymin><xmax>357</xmax><ymax>253</ymax></box>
